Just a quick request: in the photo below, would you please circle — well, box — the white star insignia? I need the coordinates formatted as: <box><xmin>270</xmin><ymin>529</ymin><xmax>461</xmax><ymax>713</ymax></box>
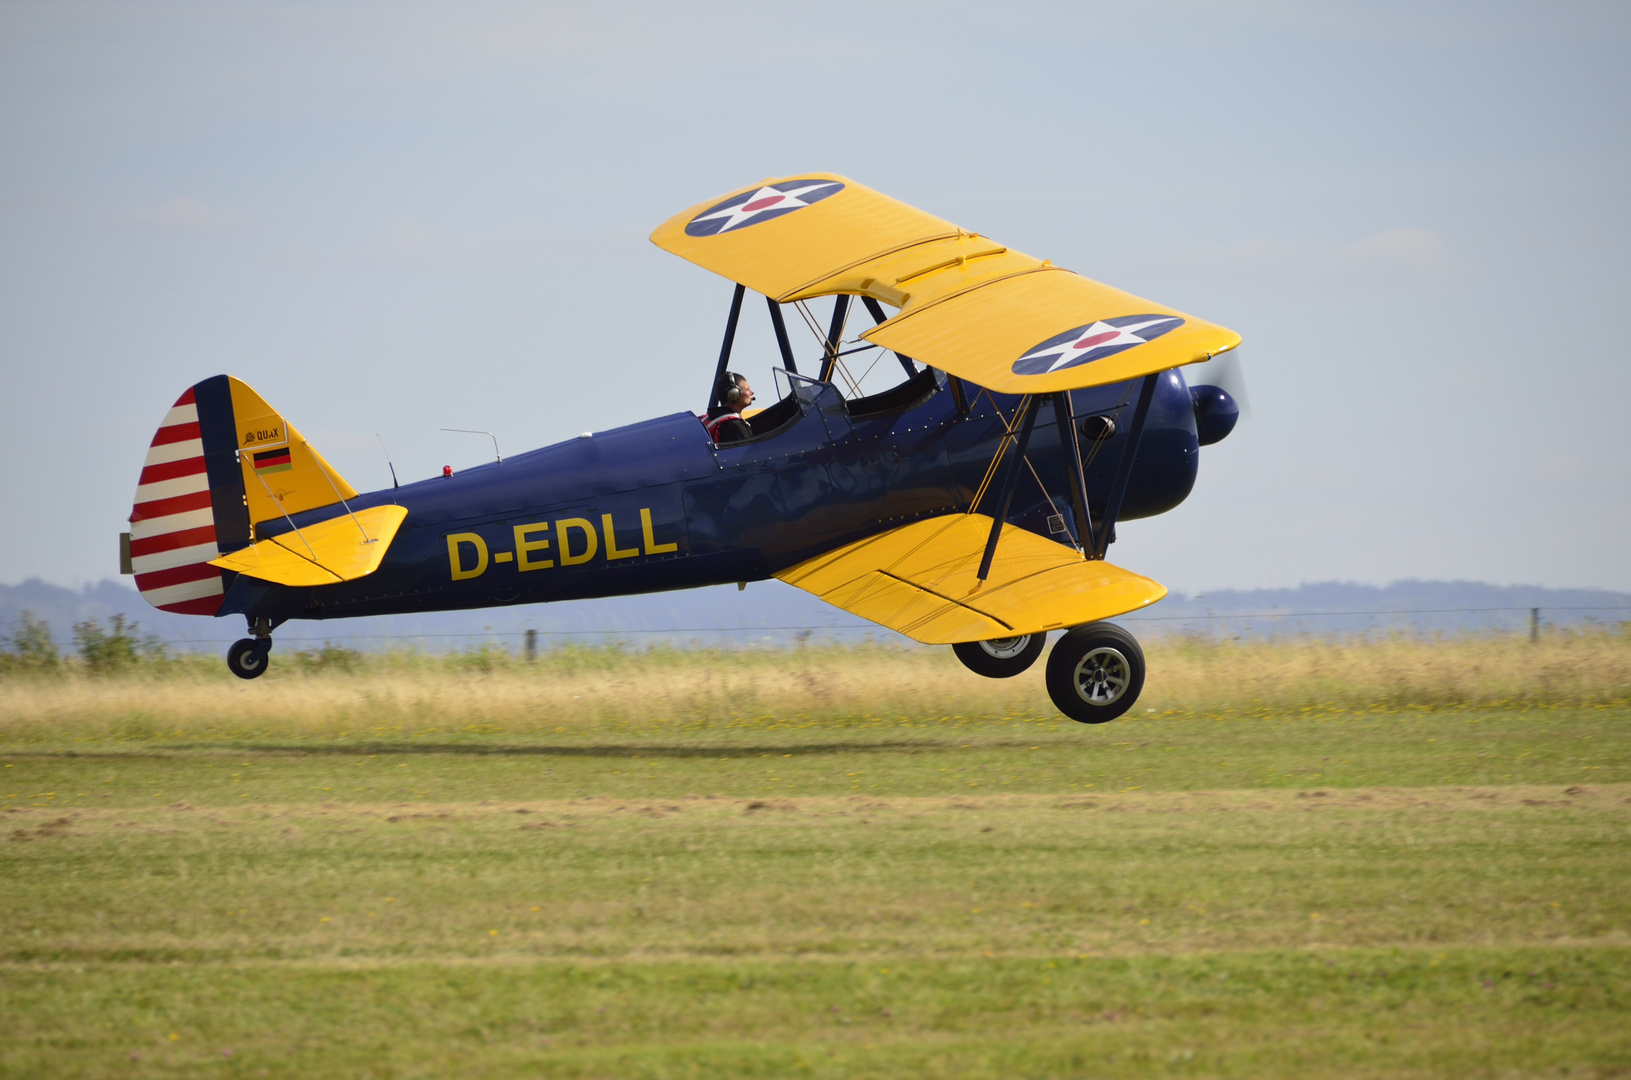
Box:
<box><xmin>691</xmin><ymin>181</ymin><xmax>841</xmax><ymax>234</ymax></box>
<box><xmin>1017</xmin><ymin>317</ymin><xmax>1180</xmax><ymax>373</ymax></box>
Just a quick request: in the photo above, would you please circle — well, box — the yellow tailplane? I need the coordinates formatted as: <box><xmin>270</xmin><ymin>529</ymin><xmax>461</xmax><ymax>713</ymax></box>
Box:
<box><xmin>211</xmin><ymin>505</ymin><xmax>407</xmax><ymax>587</ymax></box>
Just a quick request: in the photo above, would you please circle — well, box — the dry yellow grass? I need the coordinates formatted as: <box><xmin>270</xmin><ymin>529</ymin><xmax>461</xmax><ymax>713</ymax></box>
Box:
<box><xmin>2</xmin><ymin>630</ymin><xmax>1626</xmax><ymax>745</ymax></box>
<box><xmin>1150</xmin><ymin>627</ymin><xmax>1631</xmax><ymax>709</ymax></box>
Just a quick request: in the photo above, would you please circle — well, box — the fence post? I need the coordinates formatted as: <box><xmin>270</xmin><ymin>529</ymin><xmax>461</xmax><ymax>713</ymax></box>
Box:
<box><xmin>525</xmin><ymin>629</ymin><xmax>537</xmax><ymax>662</ymax></box>
<box><xmin>1530</xmin><ymin>608</ymin><xmax>1540</xmax><ymax>643</ymax></box>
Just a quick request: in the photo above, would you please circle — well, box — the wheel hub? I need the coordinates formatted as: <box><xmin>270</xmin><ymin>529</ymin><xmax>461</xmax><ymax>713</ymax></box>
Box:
<box><xmin>1071</xmin><ymin>646</ymin><xmax>1129</xmax><ymax>705</ymax></box>
<box><xmin>978</xmin><ymin>636</ymin><xmax>1033</xmax><ymax>661</ymax></box>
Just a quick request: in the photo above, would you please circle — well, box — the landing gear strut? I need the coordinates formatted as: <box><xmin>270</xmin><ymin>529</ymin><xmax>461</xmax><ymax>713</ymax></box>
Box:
<box><xmin>227</xmin><ymin>617</ymin><xmax>274</xmax><ymax>680</ymax></box>
<box><xmin>1045</xmin><ymin>622</ymin><xmax>1145</xmax><ymax>724</ymax></box>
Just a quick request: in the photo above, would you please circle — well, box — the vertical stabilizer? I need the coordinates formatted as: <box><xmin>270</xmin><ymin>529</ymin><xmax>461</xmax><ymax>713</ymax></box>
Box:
<box><xmin>127</xmin><ymin>378</ymin><xmax>250</xmax><ymax>614</ymax></box>
<box><xmin>225</xmin><ymin>376</ymin><xmax>357</xmax><ymax>527</ymax></box>
<box><xmin>128</xmin><ymin>374</ymin><xmax>357</xmax><ymax>615</ymax></box>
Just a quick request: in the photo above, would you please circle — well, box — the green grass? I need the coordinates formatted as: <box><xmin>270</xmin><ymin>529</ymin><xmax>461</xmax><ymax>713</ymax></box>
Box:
<box><xmin>6</xmin><ymin>704</ymin><xmax>1627</xmax><ymax>804</ymax></box>
<box><xmin>6</xmin><ymin>951</ymin><xmax>1626</xmax><ymax>1078</ymax></box>
<box><xmin>3</xmin><ymin>642</ymin><xmax>1630</xmax><ymax>1077</ymax></box>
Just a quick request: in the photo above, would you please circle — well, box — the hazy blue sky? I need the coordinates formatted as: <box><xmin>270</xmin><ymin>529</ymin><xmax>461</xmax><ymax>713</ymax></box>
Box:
<box><xmin>2</xmin><ymin>1</ymin><xmax>1627</xmax><ymax>595</ymax></box>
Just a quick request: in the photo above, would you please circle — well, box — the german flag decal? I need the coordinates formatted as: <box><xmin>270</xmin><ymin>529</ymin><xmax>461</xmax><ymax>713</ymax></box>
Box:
<box><xmin>253</xmin><ymin>447</ymin><xmax>293</xmax><ymax>475</ymax></box>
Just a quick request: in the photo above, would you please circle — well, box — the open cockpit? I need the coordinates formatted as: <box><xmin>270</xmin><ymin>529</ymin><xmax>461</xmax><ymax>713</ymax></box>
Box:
<box><xmin>700</xmin><ymin>285</ymin><xmax>958</xmax><ymax>449</ymax></box>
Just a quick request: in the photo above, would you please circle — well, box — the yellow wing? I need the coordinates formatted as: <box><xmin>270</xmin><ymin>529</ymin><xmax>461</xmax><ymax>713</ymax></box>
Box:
<box><xmin>210</xmin><ymin>505</ymin><xmax>407</xmax><ymax>587</ymax></box>
<box><xmin>650</xmin><ymin>173</ymin><xmax>959</xmax><ymax>302</ymax></box>
<box><xmin>775</xmin><ymin>514</ymin><xmax>1165</xmax><ymax>645</ymax></box>
<box><xmin>860</xmin><ymin>269</ymin><xmax>1239</xmax><ymax>396</ymax></box>
<box><xmin>651</xmin><ymin>174</ymin><xmax>1240</xmax><ymax>394</ymax></box>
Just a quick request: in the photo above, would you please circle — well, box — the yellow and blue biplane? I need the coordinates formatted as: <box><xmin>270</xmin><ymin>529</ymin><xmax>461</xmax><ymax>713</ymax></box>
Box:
<box><xmin>121</xmin><ymin>175</ymin><xmax>1241</xmax><ymax>723</ymax></box>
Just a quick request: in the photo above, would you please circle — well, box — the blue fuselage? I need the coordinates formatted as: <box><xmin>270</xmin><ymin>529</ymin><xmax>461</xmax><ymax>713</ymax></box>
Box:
<box><xmin>220</xmin><ymin>370</ymin><xmax>1201</xmax><ymax>623</ymax></box>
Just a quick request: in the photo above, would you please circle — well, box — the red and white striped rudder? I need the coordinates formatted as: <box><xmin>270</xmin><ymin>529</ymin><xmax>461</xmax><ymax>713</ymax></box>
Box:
<box><xmin>127</xmin><ymin>387</ymin><xmax>225</xmax><ymax>615</ymax></box>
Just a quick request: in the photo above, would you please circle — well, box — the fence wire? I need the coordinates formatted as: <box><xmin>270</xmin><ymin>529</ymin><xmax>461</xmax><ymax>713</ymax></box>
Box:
<box><xmin>99</xmin><ymin>604</ymin><xmax>1631</xmax><ymax>648</ymax></box>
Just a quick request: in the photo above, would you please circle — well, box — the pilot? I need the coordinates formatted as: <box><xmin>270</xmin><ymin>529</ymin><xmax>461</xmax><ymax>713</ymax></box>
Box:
<box><xmin>704</xmin><ymin>372</ymin><xmax>756</xmax><ymax>445</ymax></box>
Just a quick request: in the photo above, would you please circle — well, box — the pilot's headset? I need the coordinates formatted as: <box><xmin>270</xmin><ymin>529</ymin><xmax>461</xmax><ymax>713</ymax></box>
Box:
<box><xmin>717</xmin><ymin>372</ymin><xmax>746</xmax><ymax>408</ymax></box>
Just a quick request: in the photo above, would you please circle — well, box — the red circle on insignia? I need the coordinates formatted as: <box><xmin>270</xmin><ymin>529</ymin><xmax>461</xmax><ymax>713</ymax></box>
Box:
<box><xmin>1073</xmin><ymin>331</ymin><xmax>1119</xmax><ymax>350</ymax></box>
<box><xmin>741</xmin><ymin>195</ymin><xmax>785</xmax><ymax>212</ymax></box>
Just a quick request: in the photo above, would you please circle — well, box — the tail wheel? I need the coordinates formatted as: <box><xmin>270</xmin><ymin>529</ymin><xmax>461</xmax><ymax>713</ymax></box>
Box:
<box><xmin>227</xmin><ymin>638</ymin><xmax>271</xmax><ymax>680</ymax></box>
<box><xmin>1045</xmin><ymin>623</ymin><xmax>1145</xmax><ymax>724</ymax></box>
<box><xmin>952</xmin><ymin>634</ymin><xmax>1046</xmax><ymax>679</ymax></box>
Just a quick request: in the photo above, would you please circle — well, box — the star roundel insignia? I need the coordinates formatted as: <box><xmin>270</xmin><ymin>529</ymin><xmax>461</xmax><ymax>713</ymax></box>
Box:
<box><xmin>1010</xmin><ymin>314</ymin><xmax>1186</xmax><ymax>377</ymax></box>
<box><xmin>684</xmin><ymin>179</ymin><xmax>845</xmax><ymax>237</ymax></box>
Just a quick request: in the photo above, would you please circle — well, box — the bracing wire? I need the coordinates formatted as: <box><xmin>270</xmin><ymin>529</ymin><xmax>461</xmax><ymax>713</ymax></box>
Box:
<box><xmin>1022</xmin><ymin>454</ymin><xmax>1067</xmax><ymax>536</ymax></box>
<box><xmin>791</xmin><ymin>300</ymin><xmax>826</xmax><ymax>346</ymax></box>
<box><xmin>966</xmin><ymin>395</ymin><xmax>1029</xmax><ymax>514</ymax></box>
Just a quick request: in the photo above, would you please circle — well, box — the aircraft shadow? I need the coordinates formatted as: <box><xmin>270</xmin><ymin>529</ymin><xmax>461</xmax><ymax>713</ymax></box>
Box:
<box><xmin>21</xmin><ymin>741</ymin><xmax>995</xmax><ymax>760</ymax></box>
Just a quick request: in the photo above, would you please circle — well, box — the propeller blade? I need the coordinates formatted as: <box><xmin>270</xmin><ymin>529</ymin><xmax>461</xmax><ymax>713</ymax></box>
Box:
<box><xmin>1186</xmin><ymin>350</ymin><xmax>1250</xmax><ymax>420</ymax></box>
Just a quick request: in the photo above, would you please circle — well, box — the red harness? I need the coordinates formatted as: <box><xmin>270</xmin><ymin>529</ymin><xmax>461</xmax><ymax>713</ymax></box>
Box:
<box><xmin>702</xmin><ymin>412</ymin><xmax>742</xmax><ymax>441</ymax></box>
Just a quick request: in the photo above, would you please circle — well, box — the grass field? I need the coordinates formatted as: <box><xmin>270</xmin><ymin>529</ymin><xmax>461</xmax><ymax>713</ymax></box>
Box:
<box><xmin>3</xmin><ymin>633</ymin><xmax>1629</xmax><ymax>1078</ymax></box>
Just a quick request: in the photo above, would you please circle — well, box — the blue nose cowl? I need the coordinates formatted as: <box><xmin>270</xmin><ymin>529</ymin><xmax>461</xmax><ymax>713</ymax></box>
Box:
<box><xmin>1189</xmin><ymin>385</ymin><xmax>1239</xmax><ymax>446</ymax></box>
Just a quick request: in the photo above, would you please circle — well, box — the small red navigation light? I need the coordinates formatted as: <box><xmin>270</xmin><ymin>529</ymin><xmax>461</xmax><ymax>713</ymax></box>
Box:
<box><xmin>443</xmin><ymin>465</ymin><xmax>453</xmax><ymax>477</ymax></box>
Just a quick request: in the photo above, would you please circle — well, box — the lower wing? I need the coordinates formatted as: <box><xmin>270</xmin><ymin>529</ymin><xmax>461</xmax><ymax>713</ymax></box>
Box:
<box><xmin>776</xmin><ymin>513</ymin><xmax>1164</xmax><ymax>644</ymax></box>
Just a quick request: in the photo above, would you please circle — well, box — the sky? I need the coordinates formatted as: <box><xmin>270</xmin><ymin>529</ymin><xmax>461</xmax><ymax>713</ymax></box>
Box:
<box><xmin>2</xmin><ymin>0</ymin><xmax>1628</xmax><ymax>596</ymax></box>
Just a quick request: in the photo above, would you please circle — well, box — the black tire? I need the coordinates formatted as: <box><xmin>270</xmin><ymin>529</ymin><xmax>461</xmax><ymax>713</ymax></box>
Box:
<box><xmin>227</xmin><ymin>638</ymin><xmax>271</xmax><ymax>680</ymax></box>
<box><xmin>1045</xmin><ymin>622</ymin><xmax>1145</xmax><ymax>724</ymax></box>
<box><xmin>952</xmin><ymin>635</ymin><xmax>1046</xmax><ymax>679</ymax></box>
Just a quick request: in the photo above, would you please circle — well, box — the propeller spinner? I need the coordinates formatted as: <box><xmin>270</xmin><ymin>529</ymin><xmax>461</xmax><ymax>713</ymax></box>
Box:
<box><xmin>1185</xmin><ymin>351</ymin><xmax>1249</xmax><ymax>446</ymax></box>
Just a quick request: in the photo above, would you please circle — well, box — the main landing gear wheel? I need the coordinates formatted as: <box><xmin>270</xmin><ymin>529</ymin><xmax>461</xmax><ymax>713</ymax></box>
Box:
<box><xmin>1045</xmin><ymin>622</ymin><xmax>1145</xmax><ymax>724</ymax></box>
<box><xmin>227</xmin><ymin>638</ymin><xmax>271</xmax><ymax>680</ymax></box>
<box><xmin>952</xmin><ymin>635</ymin><xmax>1046</xmax><ymax>679</ymax></box>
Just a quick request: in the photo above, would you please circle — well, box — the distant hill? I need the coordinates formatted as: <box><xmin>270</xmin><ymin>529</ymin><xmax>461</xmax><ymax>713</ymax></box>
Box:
<box><xmin>1120</xmin><ymin>581</ymin><xmax>1631</xmax><ymax>638</ymax></box>
<box><xmin>0</xmin><ymin>576</ymin><xmax>883</xmax><ymax>654</ymax></box>
<box><xmin>3</xmin><ymin>577</ymin><xmax>1627</xmax><ymax>657</ymax></box>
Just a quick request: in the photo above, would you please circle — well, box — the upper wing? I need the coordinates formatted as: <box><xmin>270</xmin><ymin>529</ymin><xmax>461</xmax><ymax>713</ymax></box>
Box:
<box><xmin>650</xmin><ymin>174</ymin><xmax>959</xmax><ymax>302</ymax></box>
<box><xmin>210</xmin><ymin>504</ymin><xmax>407</xmax><ymax>587</ymax></box>
<box><xmin>858</xmin><ymin>269</ymin><xmax>1239</xmax><ymax>396</ymax></box>
<box><xmin>650</xmin><ymin>174</ymin><xmax>1239</xmax><ymax>394</ymax></box>
<box><xmin>775</xmin><ymin>513</ymin><xmax>1165</xmax><ymax>644</ymax></box>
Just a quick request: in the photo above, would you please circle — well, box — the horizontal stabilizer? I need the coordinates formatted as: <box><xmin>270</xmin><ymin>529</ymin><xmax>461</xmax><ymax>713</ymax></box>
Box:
<box><xmin>210</xmin><ymin>505</ymin><xmax>407</xmax><ymax>587</ymax></box>
<box><xmin>776</xmin><ymin>514</ymin><xmax>1165</xmax><ymax>645</ymax></box>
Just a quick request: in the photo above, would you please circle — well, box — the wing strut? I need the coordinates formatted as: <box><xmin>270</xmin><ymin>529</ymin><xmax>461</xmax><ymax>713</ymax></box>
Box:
<box><xmin>1053</xmin><ymin>391</ymin><xmax>1096</xmax><ymax>554</ymax></box>
<box><xmin>1093</xmin><ymin>372</ymin><xmax>1159</xmax><ymax>560</ymax></box>
<box><xmin>818</xmin><ymin>295</ymin><xmax>850</xmax><ymax>383</ymax></box>
<box><xmin>709</xmin><ymin>282</ymin><xmax>748</xmax><ymax>412</ymax></box>
<box><xmin>766</xmin><ymin>297</ymin><xmax>798</xmax><ymax>374</ymax></box>
<box><xmin>975</xmin><ymin>394</ymin><xmax>1038</xmax><ymax>581</ymax></box>
<box><xmin>974</xmin><ymin>373</ymin><xmax>1157</xmax><ymax>580</ymax></box>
